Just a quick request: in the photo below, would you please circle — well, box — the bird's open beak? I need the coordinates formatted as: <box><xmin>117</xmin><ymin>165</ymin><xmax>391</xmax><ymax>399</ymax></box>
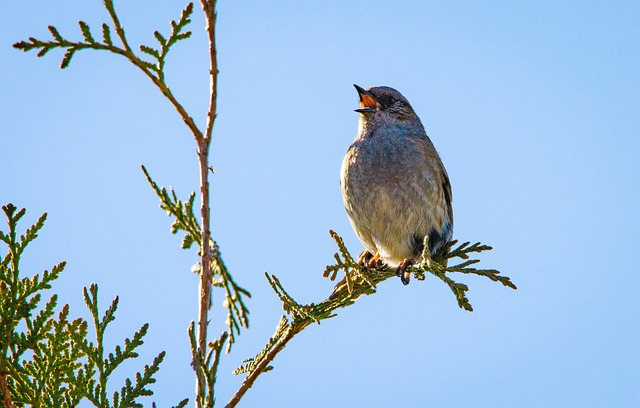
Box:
<box><xmin>354</xmin><ymin>84</ymin><xmax>377</xmax><ymax>113</ymax></box>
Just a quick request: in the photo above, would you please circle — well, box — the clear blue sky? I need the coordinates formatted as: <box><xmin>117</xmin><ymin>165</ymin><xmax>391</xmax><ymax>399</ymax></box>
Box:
<box><xmin>2</xmin><ymin>1</ymin><xmax>639</xmax><ymax>407</ymax></box>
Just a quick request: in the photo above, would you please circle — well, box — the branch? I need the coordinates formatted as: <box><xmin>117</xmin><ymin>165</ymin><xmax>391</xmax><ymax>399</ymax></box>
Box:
<box><xmin>211</xmin><ymin>247</ymin><xmax>250</xmax><ymax>352</ymax></box>
<box><xmin>15</xmin><ymin>2</ymin><xmax>232</xmax><ymax>407</ymax></box>
<box><xmin>195</xmin><ymin>2</ymin><xmax>218</xmax><ymax>407</ymax></box>
<box><xmin>199</xmin><ymin>0</ymin><xmax>218</xmax><ymax>143</ymax></box>
<box><xmin>226</xmin><ymin>318</ymin><xmax>305</xmax><ymax>408</ymax></box>
<box><xmin>13</xmin><ymin>2</ymin><xmax>205</xmax><ymax>145</ymax></box>
<box><xmin>81</xmin><ymin>284</ymin><xmax>166</xmax><ymax>407</ymax></box>
<box><xmin>227</xmin><ymin>230</ymin><xmax>517</xmax><ymax>406</ymax></box>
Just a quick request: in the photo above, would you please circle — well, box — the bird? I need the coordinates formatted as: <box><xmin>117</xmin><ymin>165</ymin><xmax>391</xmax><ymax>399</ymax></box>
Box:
<box><xmin>340</xmin><ymin>85</ymin><xmax>453</xmax><ymax>285</ymax></box>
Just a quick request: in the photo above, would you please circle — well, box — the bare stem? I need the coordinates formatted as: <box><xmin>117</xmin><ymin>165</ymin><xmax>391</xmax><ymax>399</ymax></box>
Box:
<box><xmin>195</xmin><ymin>140</ymin><xmax>212</xmax><ymax>408</ymax></box>
<box><xmin>200</xmin><ymin>0</ymin><xmax>218</xmax><ymax>143</ymax></box>
<box><xmin>195</xmin><ymin>1</ymin><xmax>218</xmax><ymax>407</ymax></box>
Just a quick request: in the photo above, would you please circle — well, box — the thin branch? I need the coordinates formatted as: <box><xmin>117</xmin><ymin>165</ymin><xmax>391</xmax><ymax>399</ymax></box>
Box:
<box><xmin>227</xmin><ymin>231</ymin><xmax>516</xmax><ymax>406</ymax></box>
<box><xmin>200</xmin><ymin>0</ymin><xmax>218</xmax><ymax>143</ymax></box>
<box><xmin>225</xmin><ymin>321</ymin><xmax>307</xmax><ymax>408</ymax></box>
<box><xmin>195</xmin><ymin>1</ymin><xmax>218</xmax><ymax>407</ymax></box>
<box><xmin>13</xmin><ymin>3</ymin><xmax>205</xmax><ymax>144</ymax></box>
<box><xmin>103</xmin><ymin>0</ymin><xmax>132</xmax><ymax>53</ymax></box>
<box><xmin>14</xmin><ymin>3</ymin><xmax>228</xmax><ymax>407</ymax></box>
<box><xmin>136</xmin><ymin>57</ymin><xmax>204</xmax><ymax>145</ymax></box>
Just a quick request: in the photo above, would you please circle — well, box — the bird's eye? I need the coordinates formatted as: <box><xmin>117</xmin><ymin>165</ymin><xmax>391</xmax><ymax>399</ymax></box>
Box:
<box><xmin>389</xmin><ymin>97</ymin><xmax>396</xmax><ymax>104</ymax></box>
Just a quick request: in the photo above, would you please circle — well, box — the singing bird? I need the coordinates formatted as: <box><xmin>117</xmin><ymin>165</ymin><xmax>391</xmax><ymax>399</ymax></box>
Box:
<box><xmin>340</xmin><ymin>85</ymin><xmax>453</xmax><ymax>285</ymax></box>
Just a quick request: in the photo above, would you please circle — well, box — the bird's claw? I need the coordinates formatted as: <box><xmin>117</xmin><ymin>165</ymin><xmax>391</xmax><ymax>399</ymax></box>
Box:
<box><xmin>396</xmin><ymin>258</ymin><xmax>416</xmax><ymax>285</ymax></box>
<box><xmin>357</xmin><ymin>250</ymin><xmax>372</xmax><ymax>266</ymax></box>
<box><xmin>366</xmin><ymin>253</ymin><xmax>381</xmax><ymax>269</ymax></box>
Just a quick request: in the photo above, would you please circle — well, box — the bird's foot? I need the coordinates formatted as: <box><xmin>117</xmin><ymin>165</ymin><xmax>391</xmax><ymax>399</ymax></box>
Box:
<box><xmin>366</xmin><ymin>253</ymin><xmax>381</xmax><ymax>269</ymax></box>
<box><xmin>357</xmin><ymin>250</ymin><xmax>373</xmax><ymax>266</ymax></box>
<box><xmin>357</xmin><ymin>251</ymin><xmax>382</xmax><ymax>269</ymax></box>
<box><xmin>396</xmin><ymin>258</ymin><xmax>416</xmax><ymax>285</ymax></box>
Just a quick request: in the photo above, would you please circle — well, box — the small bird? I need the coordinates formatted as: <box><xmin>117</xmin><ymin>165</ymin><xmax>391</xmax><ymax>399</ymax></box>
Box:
<box><xmin>340</xmin><ymin>85</ymin><xmax>453</xmax><ymax>285</ymax></box>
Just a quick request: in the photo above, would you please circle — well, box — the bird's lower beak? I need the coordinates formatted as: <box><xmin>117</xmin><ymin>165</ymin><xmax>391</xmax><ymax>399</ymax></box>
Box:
<box><xmin>354</xmin><ymin>84</ymin><xmax>377</xmax><ymax>113</ymax></box>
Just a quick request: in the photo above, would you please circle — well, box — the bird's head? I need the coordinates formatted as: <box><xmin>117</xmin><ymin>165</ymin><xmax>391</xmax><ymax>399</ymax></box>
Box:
<box><xmin>354</xmin><ymin>85</ymin><xmax>417</xmax><ymax>123</ymax></box>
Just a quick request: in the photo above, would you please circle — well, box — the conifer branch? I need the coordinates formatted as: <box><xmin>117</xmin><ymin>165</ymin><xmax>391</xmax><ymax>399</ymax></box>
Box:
<box><xmin>211</xmin><ymin>250</ymin><xmax>250</xmax><ymax>352</ymax></box>
<box><xmin>206</xmin><ymin>331</ymin><xmax>227</xmax><ymax>406</ymax></box>
<box><xmin>226</xmin><ymin>317</ymin><xmax>304</xmax><ymax>408</ymax></box>
<box><xmin>13</xmin><ymin>2</ymin><xmax>204</xmax><ymax>144</ymax></box>
<box><xmin>189</xmin><ymin>326</ymin><xmax>228</xmax><ymax>408</ymax></box>
<box><xmin>228</xmin><ymin>230</ymin><xmax>516</xmax><ymax>406</ymax></box>
<box><xmin>14</xmin><ymin>0</ymin><xmax>240</xmax><ymax>400</ymax></box>
<box><xmin>1</xmin><ymin>204</ymin><xmax>167</xmax><ymax>406</ymax></box>
<box><xmin>141</xmin><ymin>166</ymin><xmax>250</xmax><ymax>353</ymax></box>
<box><xmin>14</xmin><ymin>1</ymin><xmax>229</xmax><ymax>406</ymax></box>
<box><xmin>80</xmin><ymin>283</ymin><xmax>167</xmax><ymax>407</ymax></box>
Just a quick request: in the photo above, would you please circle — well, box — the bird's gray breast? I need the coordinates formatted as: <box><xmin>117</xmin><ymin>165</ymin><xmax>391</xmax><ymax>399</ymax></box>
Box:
<box><xmin>340</xmin><ymin>125</ymin><xmax>441</xmax><ymax>264</ymax></box>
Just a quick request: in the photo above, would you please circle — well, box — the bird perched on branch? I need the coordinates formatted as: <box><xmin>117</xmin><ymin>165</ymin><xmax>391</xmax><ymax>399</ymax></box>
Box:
<box><xmin>340</xmin><ymin>85</ymin><xmax>453</xmax><ymax>285</ymax></box>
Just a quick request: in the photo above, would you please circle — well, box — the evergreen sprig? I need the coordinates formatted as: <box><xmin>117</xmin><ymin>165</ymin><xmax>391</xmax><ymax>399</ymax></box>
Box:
<box><xmin>81</xmin><ymin>284</ymin><xmax>166</xmax><ymax>408</ymax></box>
<box><xmin>142</xmin><ymin>165</ymin><xmax>250</xmax><ymax>352</ymax></box>
<box><xmin>228</xmin><ymin>230</ymin><xmax>516</xmax><ymax>406</ymax></box>
<box><xmin>0</xmin><ymin>204</ymin><xmax>78</xmax><ymax>407</ymax></box>
<box><xmin>232</xmin><ymin>316</ymin><xmax>288</xmax><ymax>376</ymax></box>
<box><xmin>14</xmin><ymin>2</ymin><xmax>222</xmax><ymax>405</ymax></box>
<box><xmin>8</xmin><ymin>303</ymin><xmax>89</xmax><ymax>408</ymax></box>
<box><xmin>189</xmin><ymin>324</ymin><xmax>227</xmax><ymax>408</ymax></box>
<box><xmin>211</xmin><ymin>249</ymin><xmax>250</xmax><ymax>352</ymax></box>
<box><xmin>139</xmin><ymin>2</ymin><xmax>194</xmax><ymax>81</ymax></box>
<box><xmin>321</xmin><ymin>230</ymin><xmax>517</xmax><ymax>312</ymax></box>
<box><xmin>141</xmin><ymin>165</ymin><xmax>200</xmax><ymax>250</ymax></box>
<box><xmin>410</xmin><ymin>239</ymin><xmax>518</xmax><ymax>311</ymax></box>
<box><xmin>0</xmin><ymin>203</ymin><xmax>171</xmax><ymax>407</ymax></box>
<box><xmin>13</xmin><ymin>1</ymin><xmax>193</xmax><ymax>82</ymax></box>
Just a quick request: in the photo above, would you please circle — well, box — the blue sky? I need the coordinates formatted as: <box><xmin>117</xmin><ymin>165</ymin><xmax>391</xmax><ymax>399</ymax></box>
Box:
<box><xmin>2</xmin><ymin>1</ymin><xmax>639</xmax><ymax>407</ymax></box>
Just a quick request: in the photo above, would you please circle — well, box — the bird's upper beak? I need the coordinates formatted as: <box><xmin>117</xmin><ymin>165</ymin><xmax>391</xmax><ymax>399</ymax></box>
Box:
<box><xmin>354</xmin><ymin>84</ymin><xmax>377</xmax><ymax>113</ymax></box>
